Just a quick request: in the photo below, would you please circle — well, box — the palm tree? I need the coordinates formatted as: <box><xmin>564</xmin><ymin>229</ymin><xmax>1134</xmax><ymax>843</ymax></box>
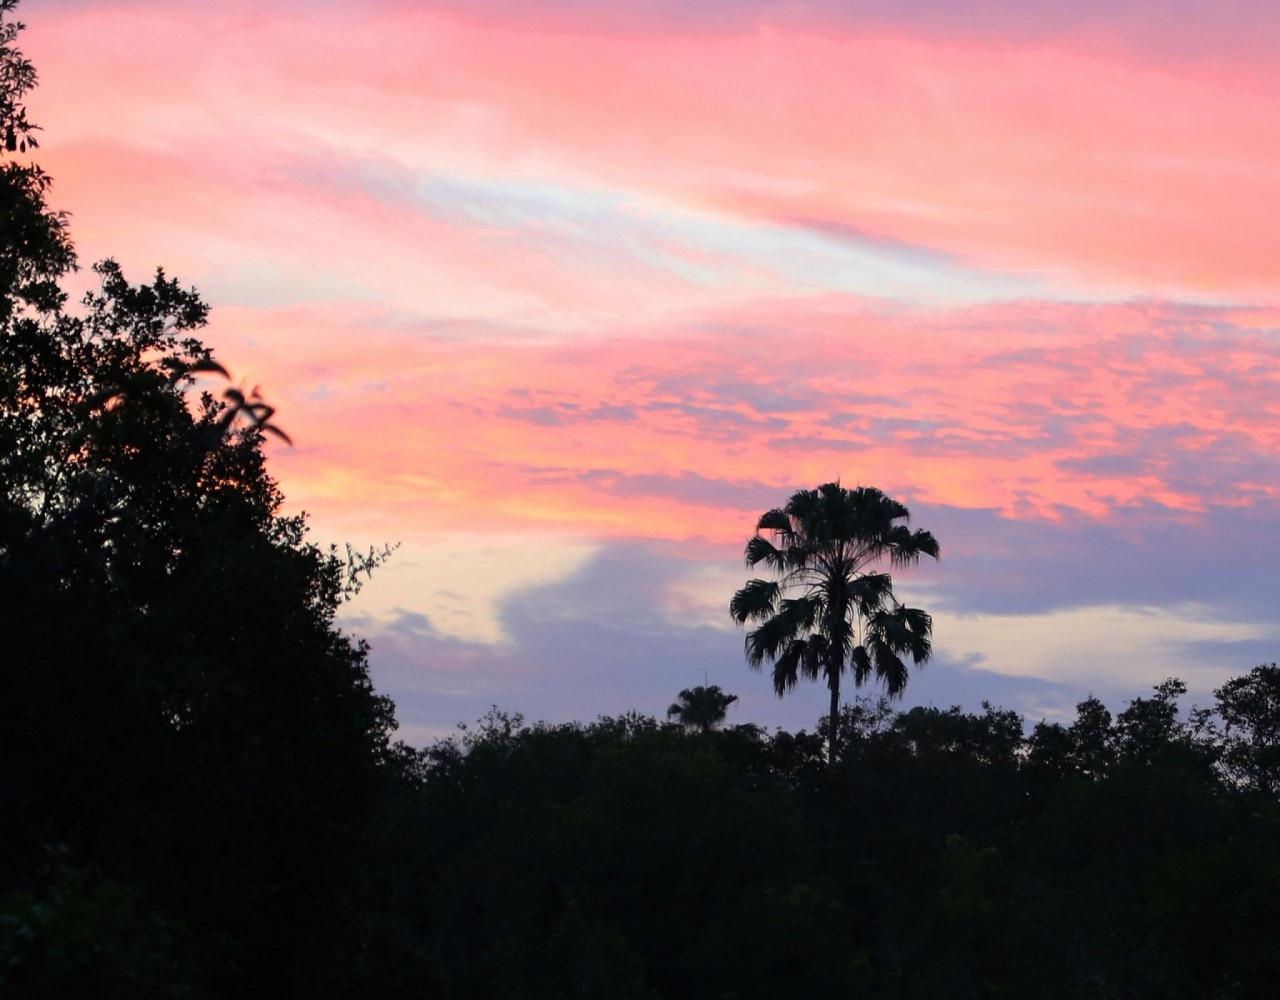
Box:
<box><xmin>667</xmin><ymin>685</ymin><xmax>739</xmax><ymax>733</ymax></box>
<box><xmin>729</xmin><ymin>483</ymin><xmax>938</xmax><ymax>765</ymax></box>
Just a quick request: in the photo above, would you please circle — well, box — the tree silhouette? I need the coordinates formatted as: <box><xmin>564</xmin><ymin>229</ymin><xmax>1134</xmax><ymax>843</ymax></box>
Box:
<box><xmin>0</xmin><ymin>4</ymin><xmax>406</xmax><ymax>992</ymax></box>
<box><xmin>667</xmin><ymin>685</ymin><xmax>739</xmax><ymax>733</ymax></box>
<box><xmin>730</xmin><ymin>483</ymin><xmax>938</xmax><ymax>765</ymax></box>
<box><xmin>1213</xmin><ymin>664</ymin><xmax>1280</xmax><ymax>795</ymax></box>
<box><xmin>0</xmin><ymin>0</ymin><xmax>39</xmax><ymax>156</ymax></box>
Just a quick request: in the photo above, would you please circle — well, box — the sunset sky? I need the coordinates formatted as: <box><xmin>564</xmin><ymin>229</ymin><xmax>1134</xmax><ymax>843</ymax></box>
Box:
<box><xmin>28</xmin><ymin>0</ymin><xmax>1280</xmax><ymax>740</ymax></box>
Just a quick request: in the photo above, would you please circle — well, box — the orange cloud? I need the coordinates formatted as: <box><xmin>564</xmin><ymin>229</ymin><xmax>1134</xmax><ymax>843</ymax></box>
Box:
<box><xmin>184</xmin><ymin>296</ymin><xmax>1280</xmax><ymax>544</ymax></box>
<box><xmin>22</xmin><ymin>4</ymin><xmax>1280</xmax><ymax>549</ymax></box>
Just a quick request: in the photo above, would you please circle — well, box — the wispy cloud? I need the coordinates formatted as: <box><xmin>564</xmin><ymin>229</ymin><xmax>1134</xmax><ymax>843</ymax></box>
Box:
<box><xmin>31</xmin><ymin>3</ymin><xmax>1280</xmax><ymax>303</ymax></box>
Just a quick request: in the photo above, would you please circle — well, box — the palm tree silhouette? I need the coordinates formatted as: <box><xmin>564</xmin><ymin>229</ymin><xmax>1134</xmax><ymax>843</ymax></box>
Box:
<box><xmin>667</xmin><ymin>685</ymin><xmax>739</xmax><ymax>733</ymax></box>
<box><xmin>730</xmin><ymin>483</ymin><xmax>938</xmax><ymax>765</ymax></box>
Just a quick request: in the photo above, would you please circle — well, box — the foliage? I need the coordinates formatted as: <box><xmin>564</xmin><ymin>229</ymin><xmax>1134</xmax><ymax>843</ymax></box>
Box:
<box><xmin>399</xmin><ymin>678</ymin><xmax>1280</xmax><ymax>999</ymax></box>
<box><xmin>1211</xmin><ymin>663</ymin><xmax>1280</xmax><ymax>795</ymax></box>
<box><xmin>0</xmin><ymin>856</ymin><xmax>187</xmax><ymax>999</ymax></box>
<box><xmin>0</xmin><ymin>4</ymin><xmax>416</xmax><ymax>995</ymax></box>
<box><xmin>0</xmin><ymin>0</ymin><xmax>39</xmax><ymax>155</ymax></box>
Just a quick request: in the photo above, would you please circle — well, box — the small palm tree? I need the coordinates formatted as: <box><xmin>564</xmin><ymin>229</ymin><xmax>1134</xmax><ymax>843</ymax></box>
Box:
<box><xmin>667</xmin><ymin>685</ymin><xmax>739</xmax><ymax>733</ymax></box>
<box><xmin>730</xmin><ymin>483</ymin><xmax>938</xmax><ymax>765</ymax></box>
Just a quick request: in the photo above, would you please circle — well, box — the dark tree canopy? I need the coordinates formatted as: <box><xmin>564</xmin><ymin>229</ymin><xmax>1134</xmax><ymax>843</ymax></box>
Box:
<box><xmin>391</xmin><ymin>678</ymin><xmax>1280</xmax><ymax>1000</ymax></box>
<box><xmin>0</xmin><ymin>4</ymin><xmax>407</xmax><ymax>994</ymax></box>
<box><xmin>1213</xmin><ymin>663</ymin><xmax>1280</xmax><ymax>795</ymax></box>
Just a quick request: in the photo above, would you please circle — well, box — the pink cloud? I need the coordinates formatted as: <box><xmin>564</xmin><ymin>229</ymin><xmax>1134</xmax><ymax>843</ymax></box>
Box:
<box><xmin>27</xmin><ymin>4</ymin><xmax>1280</xmax><ymax>301</ymax></box>
<box><xmin>21</xmin><ymin>3</ymin><xmax>1280</xmax><ymax>552</ymax></box>
<box><xmin>186</xmin><ymin>296</ymin><xmax>1280</xmax><ymax>543</ymax></box>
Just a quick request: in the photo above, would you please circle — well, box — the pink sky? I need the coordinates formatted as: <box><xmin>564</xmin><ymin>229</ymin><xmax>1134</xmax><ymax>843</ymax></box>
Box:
<box><xmin>26</xmin><ymin>0</ymin><xmax>1280</xmax><ymax>737</ymax></box>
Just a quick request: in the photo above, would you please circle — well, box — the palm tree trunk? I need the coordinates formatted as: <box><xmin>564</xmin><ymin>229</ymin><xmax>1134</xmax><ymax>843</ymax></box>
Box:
<box><xmin>827</xmin><ymin>670</ymin><xmax>840</xmax><ymax>767</ymax></box>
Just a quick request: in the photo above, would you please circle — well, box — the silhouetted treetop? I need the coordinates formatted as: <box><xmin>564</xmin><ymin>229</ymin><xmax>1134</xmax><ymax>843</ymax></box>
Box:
<box><xmin>732</xmin><ymin>482</ymin><xmax>938</xmax><ymax>764</ymax></box>
<box><xmin>667</xmin><ymin>685</ymin><xmax>738</xmax><ymax>733</ymax></box>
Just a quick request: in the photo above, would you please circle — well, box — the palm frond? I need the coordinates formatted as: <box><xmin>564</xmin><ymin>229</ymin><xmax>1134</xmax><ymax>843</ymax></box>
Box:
<box><xmin>884</xmin><ymin>525</ymin><xmax>940</xmax><ymax>566</ymax></box>
<box><xmin>802</xmin><ymin>634</ymin><xmax>830</xmax><ymax>681</ymax></box>
<box><xmin>910</xmin><ymin>528</ymin><xmax>940</xmax><ymax>560</ymax></box>
<box><xmin>869</xmin><ymin>638</ymin><xmax>910</xmax><ymax>696</ymax></box>
<box><xmin>744</xmin><ymin>592</ymin><xmax>824</xmax><ymax>666</ymax></box>
<box><xmin>743</xmin><ymin>535</ymin><xmax>787</xmax><ymax>573</ymax></box>
<box><xmin>745</xmin><ymin>613</ymin><xmax>801</xmax><ymax>667</ymax></box>
<box><xmin>869</xmin><ymin>605</ymin><xmax>934</xmax><ymax>664</ymax></box>
<box><xmin>826</xmin><ymin>610</ymin><xmax>855</xmax><ymax>661</ymax></box>
<box><xmin>772</xmin><ymin>638</ymin><xmax>808</xmax><ymax>695</ymax></box>
<box><xmin>756</xmin><ymin>508</ymin><xmax>789</xmax><ymax>533</ymax></box>
<box><xmin>784</xmin><ymin>488</ymin><xmax>820</xmax><ymax>516</ymax></box>
<box><xmin>729</xmin><ymin>578</ymin><xmax>781</xmax><ymax>623</ymax></box>
<box><xmin>778</xmin><ymin>595</ymin><xmax>821</xmax><ymax>633</ymax></box>
<box><xmin>189</xmin><ymin>356</ymin><xmax>230</xmax><ymax>378</ymax></box>
<box><xmin>849</xmin><ymin>572</ymin><xmax>894</xmax><ymax>615</ymax></box>
<box><xmin>851</xmin><ymin>644</ymin><xmax>872</xmax><ymax>686</ymax></box>
<box><xmin>262</xmin><ymin>423</ymin><xmax>294</xmax><ymax>447</ymax></box>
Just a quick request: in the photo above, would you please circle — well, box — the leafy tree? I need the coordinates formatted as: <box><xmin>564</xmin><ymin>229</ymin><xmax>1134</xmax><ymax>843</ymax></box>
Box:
<box><xmin>0</xmin><ymin>0</ymin><xmax>39</xmax><ymax>157</ymax></box>
<box><xmin>1026</xmin><ymin>719</ymin><xmax>1073</xmax><ymax>781</ymax></box>
<box><xmin>1116</xmin><ymin>678</ymin><xmax>1189</xmax><ymax>765</ymax></box>
<box><xmin>1068</xmin><ymin>694</ymin><xmax>1117</xmax><ymax>778</ymax></box>
<box><xmin>894</xmin><ymin>701</ymin><xmax>1024</xmax><ymax>769</ymax></box>
<box><xmin>666</xmin><ymin>684</ymin><xmax>739</xmax><ymax>733</ymax></box>
<box><xmin>730</xmin><ymin>482</ymin><xmax>938</xmax><ymax>764</ymax></box>
<box><xmin>1213</xmin><ymin>663</ymin><xmax>1280</xmax><ymax>795</ymax></box>
<box><xmin>1026</xmin><ymin>695</ymin><xmax>1128</xmax><ymax>785</ymax></box>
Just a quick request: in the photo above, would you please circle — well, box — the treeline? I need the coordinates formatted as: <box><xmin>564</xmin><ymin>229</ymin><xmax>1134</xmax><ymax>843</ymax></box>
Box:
<box><xmin>10</xmin><ymin>659</ymin><xmax>1280</xmax><ymax>997</ymax></box>
<box><xmin>386</xmin><ymin>677</ymin><xmax>1280</xmax><ymax>1000</ymax></box>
